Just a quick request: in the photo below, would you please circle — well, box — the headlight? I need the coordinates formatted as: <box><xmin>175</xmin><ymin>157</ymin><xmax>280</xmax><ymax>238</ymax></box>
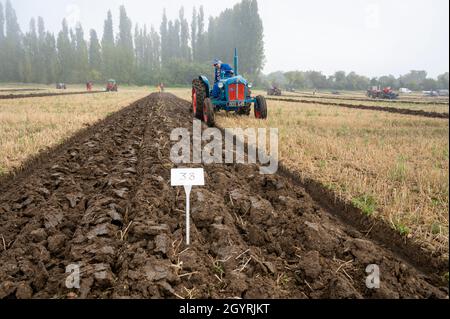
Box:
<box><xmin>248</xmin><ymin>83</ymin><xmax>253</xmax><ymax>88</ymax></box>
<box><xmin>218</xmin><ymin>82</ymin><xmax>224</xmax><ymax>89</ymax></box>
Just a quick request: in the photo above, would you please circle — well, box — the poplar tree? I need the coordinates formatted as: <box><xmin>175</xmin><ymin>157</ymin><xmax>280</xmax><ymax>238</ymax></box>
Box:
<box><xmin>57</xmin><ymin>19</ymin><xmax>72</xmax><ymax>82</ymax></box>
<box><xmin>191</xmin><ymin>7</ymin><xmax>197</xmax><ymax>62</ymax></box>
<box><xmin>0</xmin><ymin>2</ymin><xmax>4</xmax><ymax>41</ymax></box>
<box><xmin>0</xmin><ymin>2</ymin><xmax>5</xmax><ymax>81</ymax></box>
<box><xmin>160</xmin><ymin>9</ymin><xmax>168</xmax><ymax>67</ymax></box>
<box><xmin>4</xmin><ymin>0</ymin><xmax>22</xmax><ymax>81</ymax></box>
<box><xmin>196</xmin><ymin>6</ymin><xmax>206</xmax><ymax>62</ymax></box>
<box><xmin>102</xmin><ymin>10</ymin><xmax>115</xmax><ymax>78</ymax></box>
<box><xmin>89</xmin><ymin>29</ymin><xmax>102</xmax><ymax>81</ymax></box>
<box><xmin>179</xmin><ymin>7</ymin><xmax>190</xmax><ymax>61</ymax></box>
<box><xmin>43</xmin><ymin>32</ymin><xmax>57</xmax><ymax>84</ymax></box>
<box><xmin>117</xmin><ymin>5</ymin><xmax>134</xmax><ymax>83</ymax></box>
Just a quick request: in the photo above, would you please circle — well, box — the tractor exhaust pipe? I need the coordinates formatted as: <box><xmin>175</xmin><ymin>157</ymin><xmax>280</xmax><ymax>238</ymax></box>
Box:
<box><xmin>234</xmin><ymin>48</ymin><xmax>239</xmax><ymax>76</ymax></box>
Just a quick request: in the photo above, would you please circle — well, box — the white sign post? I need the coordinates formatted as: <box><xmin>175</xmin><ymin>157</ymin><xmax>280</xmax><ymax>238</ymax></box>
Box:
<box><xmin>171</xmin><ymin>168</ymin><xmax>205</xmax><ymax>245</ymax></box>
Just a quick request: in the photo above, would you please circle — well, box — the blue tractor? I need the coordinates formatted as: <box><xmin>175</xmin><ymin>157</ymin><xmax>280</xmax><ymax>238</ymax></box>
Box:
<box><xmin>192</xmin><ymin>49</ymin><xmax>267</xmax><ymax>127</ymax></box>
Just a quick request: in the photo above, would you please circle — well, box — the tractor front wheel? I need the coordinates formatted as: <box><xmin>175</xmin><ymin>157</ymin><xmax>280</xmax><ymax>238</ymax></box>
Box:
<box><xmin>192</xmin><ymin>79</ymin><xmax>206</xmax><ymax>120</ymax></box>
<box><xmin>254</xmin><ymin>96</ymin><xmax>268</xmax><ymax>119</ymax></box>
<box><xmin>203</xmin><ymin>98</ymin><xmax>215</xmax><ymax>127</ymax></box>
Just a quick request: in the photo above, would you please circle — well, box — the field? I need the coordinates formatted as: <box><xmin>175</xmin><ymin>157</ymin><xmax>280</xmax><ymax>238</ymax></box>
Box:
<box><xmin>287</xmin><ymin>89</ymin><xmax>450</xmax><ymax>103</ymax></box>
<box><xmin>0</xmin><ymin>86</ymin><xmax>152</xmax><ymax>175</ymax></box>
<box><xmin>266</xmin><ymin>96</ymin><xmax>449</xmax><ymax>114</ymax></box>
<box><xmin>218</xmin><ymin>100</ymin><xmax>449</xmax><ymax>250</ymax></box>
<box><xmin>170</xmin><ymin>88</ymin><xmax>449</xmax><ymax>254</ymax></box>
<box><xmin>257</xmin><ymin>90</ymin><xmax>449</xmax><ymax>115</ymax></box>
<box><xmin>0</xmin><ymin>86</ymin><xmax>448</xmax><ymax>299</ymax></box>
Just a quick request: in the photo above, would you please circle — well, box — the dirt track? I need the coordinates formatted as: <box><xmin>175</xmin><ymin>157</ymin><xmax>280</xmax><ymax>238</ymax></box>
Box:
<box><xmin>0</xmin><ymin>90</ymin><xmax>105</xmax><ymax>100</ymax></box>
<box><xmin>266</xmin><ymin>97</ymin><xmax>449</xmax><ymax>119</ymax></box>
<box><xmin>0</xmin><ymin>93</ymin><xmax>447</xmax><ymax>299</ymax></box>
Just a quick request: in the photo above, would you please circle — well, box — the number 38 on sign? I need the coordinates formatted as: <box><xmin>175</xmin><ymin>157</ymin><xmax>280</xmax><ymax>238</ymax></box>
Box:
<box><xmin>171</xmin><ymin>168</ymin><xmax>205</xmax><ymax>186</ymax></box>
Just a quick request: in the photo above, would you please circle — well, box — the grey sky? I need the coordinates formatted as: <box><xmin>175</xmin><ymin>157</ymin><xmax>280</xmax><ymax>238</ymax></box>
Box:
<box><xmin>10</xmin><ymin>0</ymin><xmax>450</xmax><ymax>77</ymax></box>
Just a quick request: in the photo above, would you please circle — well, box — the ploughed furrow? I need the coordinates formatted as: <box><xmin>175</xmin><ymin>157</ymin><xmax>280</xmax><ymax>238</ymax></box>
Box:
<box><xmin>0</xmin><ymin>93</ymin><xmax>447</xmax><ymax>299</ymax></box>
<box><xmin>266</xmin><ymin>97</ymin><xmax>449</xmax><ymax>119</ymax></box>
<box><xmin>0</xmin><ymin>90</ymin><xmax>105</xmax><ymax>100</ymax></box>
<box><xmin>0</xmin><ymin>88</ymin><xmax>45</xmax><ymax>93</ymax></box>
<box><xmin>280</xmin><ymin>94</ymin><xmax>449</xmax><ymax>106</ymax></box>
<box><xmin>0</xmin><ymin>95</ymin><xmax>153</xmax><ymax>298</ymax></box>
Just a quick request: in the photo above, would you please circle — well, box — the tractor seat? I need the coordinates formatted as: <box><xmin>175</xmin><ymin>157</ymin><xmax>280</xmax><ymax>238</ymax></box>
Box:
<box><xmin>222</xmin><ymin>70</ymin><xmax>235</xmax><ymax>79</ymax></box>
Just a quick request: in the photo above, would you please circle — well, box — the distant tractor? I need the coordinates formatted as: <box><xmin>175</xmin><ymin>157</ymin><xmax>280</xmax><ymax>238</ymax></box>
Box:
<box><xmin>367</xmin><ymin>86</ymin><xmax>398</xmax><ymax>99</ymax></box>
<box><xmin>106</xmin><ymin>79</ymin><xmax>118</xmax><ymax>92</ymax></box>
<box><xmin>438</xmin><ymin>89</ymin><xmax>449</xmax><ymax>97</ymax></box>
<box><xmin>192</xmin><ymin>49</ymin><xmax>267</xmax><ymax>127</ymax></box>
<box><xmin>56</xmin><ymin>83</ymin><xmax>66</xmax><ymax>90</ymax></box>
<box><xmin>267</xmin><ymin>86</ymin><xmax>282</xmax><ymax>96</ymax></box>
<box><xmin>399</xmin><ymin>88</ymin><xmax>412</xmax><ymax>94</ymax></box>
<box><xmin>423</xmin><ymin>90</ymin><xmax>439</xmax><ymax>97</ymax></box>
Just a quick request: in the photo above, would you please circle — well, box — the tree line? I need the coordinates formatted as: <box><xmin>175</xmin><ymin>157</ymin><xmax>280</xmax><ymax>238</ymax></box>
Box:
<box><xmin>0</xmin><ymin>0</ymin><xmax>264</xmax><ymax>86</ymax></box>
<box><xmin>263</xmin><ymin>70</ymin><xmax>449</xmax><ymax>91</ymax></box>
<box><xmin>0</xmin><ymin>0</ymin><xmax>447</xmax><ymax>90</ymax></box>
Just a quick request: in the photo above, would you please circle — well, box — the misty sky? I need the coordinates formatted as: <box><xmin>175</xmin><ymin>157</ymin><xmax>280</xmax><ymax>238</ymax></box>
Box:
<box><xmin>9</xmin><ymin>0</ymin><xmax>450</xmax><ymax>77</ymax></box>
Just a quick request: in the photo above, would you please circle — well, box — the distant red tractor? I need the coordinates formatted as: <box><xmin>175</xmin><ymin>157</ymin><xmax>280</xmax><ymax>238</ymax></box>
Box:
<box><xmin>106</xmin><ymin>79</ymin><xmax>118</xmax><ymax>92</ymax></box>
<box><xmin>367</xmin><ymin>86</ymin><xmax>398</xmax><ymax>99</ymax></box>
<box><xmin>267</xmin><ymin>86</ymin><xmax>282</xmax><ymax>96</ymax></box>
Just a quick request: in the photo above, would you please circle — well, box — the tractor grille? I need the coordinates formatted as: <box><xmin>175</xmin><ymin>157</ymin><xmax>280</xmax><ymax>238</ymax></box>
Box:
<box><xmin>228</xmin><ymin>83</ymin><xmax>246</xmax><ymax>101</ymax></box>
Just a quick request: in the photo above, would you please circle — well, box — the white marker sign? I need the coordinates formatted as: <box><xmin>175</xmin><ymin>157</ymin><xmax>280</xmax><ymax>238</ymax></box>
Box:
<box><xmin>171</xmin><ymin>168</ymin><xmax>205</xmax><ymax>245</ymax></box>
<box><xmin>171</xmin><ymin>168</ymin><xmax>205</xmax><ymax>186</ymax></box>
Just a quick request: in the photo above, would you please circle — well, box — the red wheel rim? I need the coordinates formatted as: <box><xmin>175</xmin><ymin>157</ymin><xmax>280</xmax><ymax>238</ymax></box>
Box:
<box><xmin>255</xmin><ymin>109</ymin><xmax>261</xmax><ymax>118</ymax></box>
<box><xmin>192</xmin><ymin>89</ymin><xmax>197</xmax><ymax>114</ymax></box>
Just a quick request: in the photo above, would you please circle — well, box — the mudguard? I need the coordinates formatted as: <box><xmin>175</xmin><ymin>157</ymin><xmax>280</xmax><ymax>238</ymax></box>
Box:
<box><xmin>199</xmin><ymin>76</ymin><xmax>211</xmax><ymax>97</ymax></box>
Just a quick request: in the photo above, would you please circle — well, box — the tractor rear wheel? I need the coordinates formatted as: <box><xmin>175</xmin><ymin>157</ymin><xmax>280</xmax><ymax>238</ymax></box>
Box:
<box><xmin>192</xmin><ymin>79</ymin><xmax>206</xmax><ymax>120</ymax></box>
<box><xmin>254</xmin><ymin>96</ymin><xmax>268</xmax><ymax>119</ymax></box>
<box><xmin>203</xmin><ymin>98</ymin><xmax>215</xmax><ymax>127</ymax></box>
